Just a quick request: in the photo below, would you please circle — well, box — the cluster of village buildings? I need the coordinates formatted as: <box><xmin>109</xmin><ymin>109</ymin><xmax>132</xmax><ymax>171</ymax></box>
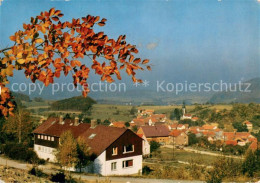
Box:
<box><xmin>110</xmin><ymin>108</ymin><xmax>258</xmax><ymax>151</ymax></box>
<box><xmin>32</xmin><ymin>106</ymin><xmax>258</xmax><ymax>176</ymax></box>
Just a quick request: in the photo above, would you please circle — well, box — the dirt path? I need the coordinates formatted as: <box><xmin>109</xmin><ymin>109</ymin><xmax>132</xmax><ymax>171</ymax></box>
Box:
<box><xmin>0</xmin><ymin>156</ymin><xmax>203</xmax><ymax>183</ymax></box>
<box><xmin>163</xmin><ymin>145</ymin><xmax>244</xmax><ymax>159</ymax></box>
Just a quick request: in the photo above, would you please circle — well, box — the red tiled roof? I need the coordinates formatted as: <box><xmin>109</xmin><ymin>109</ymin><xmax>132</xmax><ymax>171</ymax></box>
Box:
<box><xmin>243</xmin><ymin>121</ymin><xmax>252</xmax><ymax>125</ymax></box>
<box><xmin>214</xmin><ymin>128</ymin><xmax>221</xmax><ymax>132</ymax></box>
<box><xmin>202</xmin><ymin>125</ymin><xmax>216</xmax><ymax>130</ymax></box>
<box><xmin>111</xmin><ymin>121</ymin><xmax>126</xmax><ymax>128</ymax></box>
<box><xmin>131</xmin><ymin>118</ymin><xmax>147</xmax><ymax>126</ymax></box>
<box><xmin>225</xmin><ymin>140</ymin><xmax>238</xmax><ymax>146</ymax></box>
<box><xmin>33</xmin><ymin>118</ymin><xmax>142</xmax><ymax>156</ymax></box>
<box><xmin>189</xmin><ymin>128</ymin><xmax>198</xmax><ymax>134</ymax></box>
<box><xmin>177</xmin><ymin>124</ymin><xmax>189</xmax><ymax>128</ymax></box>
<box><xmin>81</xmin><ymin>125</ymin><xmax>127</xmax><ymax>155</ymax></box>
<box><xmin>140</xmin><ymin>125</ymin><xmax>170</xmax><ymax>138</ymax></box>
<box><xmin>169</xmin><ymin>129</ymin><xmax>183</xmax><ymax>137</ymax></box>
<box><xmin>183</xmin><ymin>114</ymin><xmax>192</xmax><ymax>117</ymax></box>
<box><xmin>248</xmin><ymin>137</ymin><xmax>257</xmax><ymax>142</ymax></box>
<box><xmin>192</xmin><ymin>117</ymin><xmax>199</xmax><ymax>120</ymax></box>
<box><xmin>249</xmin><ymin>141</ymin><xmax>258</xmax><ymax>150</ymax></box>
<box><xmin>177</xmin><ymin>124</ymin><xmax>184</xmax><ymax>128</ymax></box>
<box><xmin>189</xmin><ymin>126</ymin><xmax>199</xmax><ymax>130</ymax></box>
<box><xmin>169</xmin><ymin>123</ymin><xmax>178</xmax><ymax>129</ymax></box>
<box><xmin>33</xmin><ymin>117</ymin><xmax>90</xmax><ymax>138</ymax></box>
<box><xmin>235</xmin><ymin>132</ymin><xmax>251</xmax><ymax>139</ymax></box>
<box><xmin>198</xmin><ymin>127</ymin><xmax>204</xmax><ymax>131</ymax></box>
<box><xmin>150</xmin><ymin>114</ymin><xmax>166</xmax><ymax>119</ymax></box>
<box><xmin>148</xmin><ymin>118</ymin><xmax>158</xmax><ymax>123</ymax></box>
<box><xmin>202</xmin><ymin>131</ymin><xmax>215</xmax><ymax>136</ymax></box>
<box><xmin>223</xmin><ymin>132</ymin><xmax>235</xmax><ymax>141</ymax></box>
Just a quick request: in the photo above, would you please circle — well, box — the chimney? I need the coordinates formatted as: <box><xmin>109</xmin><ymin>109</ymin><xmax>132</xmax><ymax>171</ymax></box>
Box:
<box><xmin>74</xmin><ymin>117</ymin><xmax>79</xmax><ymax>126</ymax></box>
<box><xmin>59</xmin><ymin>115</ymin><xmax>63</xmax><ymax>124</ymax></box>
<box><xmin>91</xmin><ymin>120</ymin><xmax>96</xmax><ymax>128</ymax></box>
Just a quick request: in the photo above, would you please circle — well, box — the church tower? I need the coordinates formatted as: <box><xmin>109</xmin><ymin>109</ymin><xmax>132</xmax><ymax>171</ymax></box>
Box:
<box><xmin>182</xmin><ymin>101</ymin><xmax>186</xmax><ymax>115</ymax></box>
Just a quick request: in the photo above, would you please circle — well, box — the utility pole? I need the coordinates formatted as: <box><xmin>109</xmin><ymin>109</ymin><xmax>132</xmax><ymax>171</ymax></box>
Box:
<box><xmin>172</xmin><ymin>136</ymin><xmax>175</xmax><ymax>160</ymax></box>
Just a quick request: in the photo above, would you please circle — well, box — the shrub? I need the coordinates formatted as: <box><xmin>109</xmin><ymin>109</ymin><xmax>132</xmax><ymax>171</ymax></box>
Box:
<box><xmin>2</xmin><ymin>142</ymin><xmax>44</xmax><ymax>164</ymax></box>
<box><xmin>29</xmin><ymin>167</ymin><xmax>46</xmax><ymax>177</ymax></box>
<box><xmin>142</xmin><ymin>165</ymin><xmax>152</xmax><ymax>175</ymax></box>
<box><xmin>150</xmin><ymin>141</ymin><xmax>160</xmax><ymax>153</ymax></box>
<box><xmin>50</xmin><ymin>172</ymin><xmax>66</xmax><ymax>182</ymax></box>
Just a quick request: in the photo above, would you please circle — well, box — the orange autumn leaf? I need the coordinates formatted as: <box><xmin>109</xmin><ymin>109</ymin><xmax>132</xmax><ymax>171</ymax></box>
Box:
<box><xmin>142</xmin><ymin>59</ymin><xmax>149</xmax><ymax>64</ymax></box>
<box><xmin>9</xmin><ymin>35</ymin><xmax>16</xmax><ymax>41</ymax></box>
<box><xmin>71</xmin><ymin>60</ymin><xmax>81</xmax><ymax>67</ymax></box>
<box><xmin>52</xmin><ymin>16</ymin><xmax>59</xmax><ymax>21</ymax></box>
<box><xmin>133</xmin><ymin>58</ymin><xmax>141</xmax><ymax>64</ymax></box>
<box><xmin>0</xmin><ymin>8</ymin><xmax>151</xmax><ymax>117</ymax></box>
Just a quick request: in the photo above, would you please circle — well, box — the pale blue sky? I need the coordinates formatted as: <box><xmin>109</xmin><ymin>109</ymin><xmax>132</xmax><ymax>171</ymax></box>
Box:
<box><xmin>0</xmin><ymin>0</ymin><xmax>259</xmax><ymax>86</ymax></box>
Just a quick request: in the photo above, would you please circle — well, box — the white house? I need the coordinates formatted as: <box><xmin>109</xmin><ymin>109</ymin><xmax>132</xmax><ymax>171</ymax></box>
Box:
<box><xmin>33</xmin><ymin>117</ymin><xmax>143</xmax><ymax>176</ymax></box>
<box><xmin>137</xmin><ymin>134</ymin><xmax>150</xmax><ymax>156</ymax></box>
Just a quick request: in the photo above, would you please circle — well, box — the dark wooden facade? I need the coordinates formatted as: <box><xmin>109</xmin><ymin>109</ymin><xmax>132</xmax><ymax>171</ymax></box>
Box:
<box><xmin>106</xmin><ymin>130</ymin><xmax>142</xmax><ymax>161</ymax></box>
<box><xmin>34</xmin><ymin>133</ymin><xmax>59</xmax><ymax>148</ymax></box>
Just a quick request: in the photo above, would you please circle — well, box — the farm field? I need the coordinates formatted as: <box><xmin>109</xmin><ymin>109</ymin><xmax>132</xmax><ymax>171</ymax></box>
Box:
<box><xmin>22</xmin><ymin>100</ymin><xmax>234</xmax><ymax>122</ymax></box>
<box><xmin>148</xmin><ymin>147</ymin><xmax>240</xmax><ymax>166</ymax></box>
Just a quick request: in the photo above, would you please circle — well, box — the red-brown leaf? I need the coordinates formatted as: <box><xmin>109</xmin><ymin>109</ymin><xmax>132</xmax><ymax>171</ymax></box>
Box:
<box><xmin>142</xmin><ymin>59</ymin><xmax>149</xmax><ymax>64</ymax></box>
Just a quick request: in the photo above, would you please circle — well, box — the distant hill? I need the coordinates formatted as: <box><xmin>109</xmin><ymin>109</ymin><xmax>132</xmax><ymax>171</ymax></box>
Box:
<box><xmin>209</xmin><ymin>78</ymin><xmax>260</xmax><ymax>104</ymax></box>
<box><xmin>50</xmin><ymin>96</ymin><xmax>96</xmax><ymax>112</ymax></box>
<box><xmin>12</xmin><ymin>92</ymin><xmax>31</xmax><ymax>102</ymax></box>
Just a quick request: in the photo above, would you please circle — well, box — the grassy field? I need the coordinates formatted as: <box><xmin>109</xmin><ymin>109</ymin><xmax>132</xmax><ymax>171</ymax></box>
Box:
<box><xmin>138</xmin><ymin>104</ymin><xmax>233</xmax><ymax>114</ymax></box>
<box><xmin>150</xmin><ymin>147</ymin><xmax>220</xmax><ymax>166</ymax></box>
<box><xmin>89</xmin><ymin>104</ymin><xmax>135</xmax><ymax>121</ymax></box>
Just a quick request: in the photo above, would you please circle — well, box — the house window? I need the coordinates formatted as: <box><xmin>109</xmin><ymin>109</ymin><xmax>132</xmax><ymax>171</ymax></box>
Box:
<box><xmin>123</xmin><ymin>144</ymin><xmax>134</xmax><ymax>153</ymax></box>
<box><xmin>44</xmin><ymin>136</ymin><xmax>47</xmax><ymax>140</ymax></box>
<box><xmin>48</xmin><ymin>136</ymin><xmax>51</xmax><ymax>141</ymax></box>
<box><xmin>41</xmin><ymin>135</ymin><xmax>44</xmax><ymax>139</ymax></box>
<box><xmin>111</xmin><ymin>162</ymin><xmax>117</xmax><ymax>171</ymax></box>
<box><xmin>51</xmin><ymin>137</ymin><xmax>54</xmax><ymax>141</ymax></box>
<box><xmin>112</xmin><ymin>147</ymin><xmax>118</xmax><ymax>156</ymax></box>
<box><xmin>122</xmin><ymin>160</ymin><xmax>133</xmax><ymax>168</ymax></box>
<box><xmin>38</xmin><ymin>135</ymin><xmax>40</xmax><ymax>139</ymax></box>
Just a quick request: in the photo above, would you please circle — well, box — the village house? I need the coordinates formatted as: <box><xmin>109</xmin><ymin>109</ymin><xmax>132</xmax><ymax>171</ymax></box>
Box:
<box><xmin>137</xmin><ymin>125</ymin><xmax>170</xmax><ymax>144</ymax></box>
<box><xmin>33</xmin><ymin>117</ymin><xmax>143</xmax><ymax>176</ymax></box>
<box><xmin>146</xmin><ymin>117</ymin><xmax>158</xmax><ymax>126</ymax></box>
<box><xmin>187</xmin><ymin>126</ymin><xmax>200</xmax><ymax>136</ymax></box>
<box><xmin>177</xmin><ymin>124</ymin><xmax>189</xmax><ymax>130</ymax></box>
<box><xmin>150</xmin><ymin>114</ymin><xmax>167</xmax><ymax>122</ymax></box>
<box><xmin>109</xmin><ymin>121</ymin><xmax>126</xmax><ymax>128</ymax></box>
<box><xmin>131</xmin><ymin>115</ymin><xmax>166</xmax><ymax>127</ymax></box>
<box><xmin>191</xmin><ymin>116</ymin><xmax>199</xmax><ymax>122</ymax></box>
<box><xmin>130</xmin><ymin>118</ymin><xmax>147</xmax><ymax>127</ymax></box>
<box><xmin>169</xmin><ymin>129</ymin><xmax>188</xmax><ymax>146</ymax></box>
<box><xmin>33</xmin><ymin>116</ymin><xmax>89</xmax><ymax>162</ymax></box>
<box><xmin>137</xmin><ymin>134</ymin><xmax>150</xmax><ymax>156</ymax></box>
<box><xmin>138</xmin><ymin>109</ymin><xmax>154</xmax><ymax>117</ymax></box>
<box><xmin>168</xmin><ymin>123</ymin><xmax>178</xmax><ymax>130</ymax></box>
<box><xmin>243</xmin><ymin>121</ymin><xmax>253</xmax><ymax>131</ymax></box>
<box><xmin>181</xmin><ymin>113</ymin><xmax>192</xmax><ymax>120</ymax></box>
<box><xmin>223</xmin><ymin>132</ymin><xmax>257</xmax><ymax>147</ymax></box>
<box><xmin>202</xmin><ymin>131</ymin><xmax>217</xmax><ymax>142</ymax></box>
<box><xmin>202</xmin><ymin>124</ymin><xmax>218</xmax><ymax>131</ymax></box>
<box><xmin>188</xmin><ymin>126</ymin><xmax>223</xmax><ymax>140</ymax></box>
